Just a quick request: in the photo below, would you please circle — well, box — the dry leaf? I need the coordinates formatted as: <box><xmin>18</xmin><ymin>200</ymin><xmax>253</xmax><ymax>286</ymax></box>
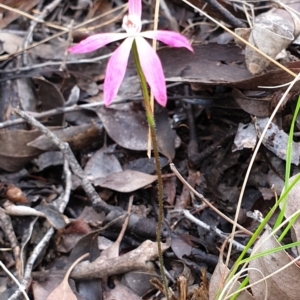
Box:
<box><xmin>0</xmin><ymin>129</ymin><xmax>42</xmax><ymax>172</ymax></box>
<box><xmin>46</xmin><ymin>253</ymin><xmax>88</xmax><ymax>300</ymax></box>
<box><xmin>280</xmin><ymin>173</ymin><xmax>300</xmax><ymax>251</ymax></box>
<box><xmin>233</xmin><ymin>122</ymin><xmax>257</xmax><ymax>151</ymax></box>
<box><xmin>209</xmin><ymin>256</ymin><xmax>254</xmax><ymax>300</ymax></box>
<box><xmin>94</xmin><ymin>170</ymin><xmax>157</xmax><ymax>193</ymax></box>
<box><xmin>249</xmin><ymin>228</ymin><xmax>300</xmax><ymax>299</ymax></box>
<box><xmin>84</xmin><ymin>145</ymin><xmax>122</xmax><ymax>180</ymax></box>
<box><xmin>244</xmin><ymin>7</ymin><xmax>300</xmax><ymax>74</ymax></box>
<box><xmin>96</xmin><ymin>104</ymin><xmax>176</xmax><ymax>158</ymax></box>
<box><xmin>255</xmin><ymin>117</ymin><xmax>300</xmax><ymax>165</ymax></box>
<box><xmin>0</xmin><ymin>0</ymin><xmax>39</xmax><ymax>29</ymax></box>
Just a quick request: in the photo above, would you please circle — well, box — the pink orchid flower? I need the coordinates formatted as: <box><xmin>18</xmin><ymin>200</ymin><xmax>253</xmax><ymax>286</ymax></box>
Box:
<box><xmin>69</xmin><ymin>0</ymin><xmax>193</xmax><ymax>106</ymax></box>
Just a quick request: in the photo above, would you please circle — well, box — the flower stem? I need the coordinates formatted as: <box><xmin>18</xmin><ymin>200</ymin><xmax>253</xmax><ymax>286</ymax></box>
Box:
<box><xmin>132</xmin><ymin>40</ymin><xmax>169</xmax><ymax>300</ymax></box>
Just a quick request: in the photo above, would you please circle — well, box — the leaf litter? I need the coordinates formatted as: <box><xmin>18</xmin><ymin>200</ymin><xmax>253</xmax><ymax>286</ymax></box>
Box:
<box><xmin>2</xmin><ymin>0</ymin><xmax>300</xmax><ymax>299</ymax></box>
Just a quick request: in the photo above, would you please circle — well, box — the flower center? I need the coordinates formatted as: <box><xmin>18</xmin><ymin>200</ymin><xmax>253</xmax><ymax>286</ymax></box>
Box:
<box><xmin>122</xmin><ymin>14</ymin><xmax>142</xmax><ymax>34</ymax></box>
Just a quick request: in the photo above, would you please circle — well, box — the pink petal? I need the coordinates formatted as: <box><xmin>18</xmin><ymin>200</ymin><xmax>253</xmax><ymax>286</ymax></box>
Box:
<box><xmin>135</xmin><ymin>37</ymin><xmax>167</xmax><ymax>106</ymax></box>
<box><xmin>104</xmin><ymin>37</ymin><xmax>134</xmax><ymax>106</ymax></box>
<box><xmin>141</xmin><ymin>31</ymin><xmax>193</xmax><ymax>52</ymax></box>
<box><xmin>128</xmin><ymin>0</ymin><xmax>141</xmax><ymax>18</ymax></box>
<box><xmin>68</xmin><ymin>33</ymin><xmax>128</xmax><ymax>53</ymax></box>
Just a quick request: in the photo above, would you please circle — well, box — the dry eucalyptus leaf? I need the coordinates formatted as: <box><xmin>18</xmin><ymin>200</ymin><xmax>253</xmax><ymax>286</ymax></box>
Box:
<box><xmin>232</xmin><ymin>89</ymin><xmax>273</xmax><ymax>117</ymax></box>
<box><xmin>0</xmin><ymin>129</ymin><xmax>42</xmax><ymax>172</ymax></box>
<box><xmin>94</xmin><ymin>170</ymin><xmax>157</xmax><ymax>193</ymax></box>
<box><xmin>33</xmin><ymin>78</ymin><xmax>65</xmax><ymax>126</ymax></box>
<box><xmin>245</xmin><ymin>8</ymin><xmax>300</xmax><ymax>74</ymax></box>
<box><xmin>84</xmin><ymin>145</ymin><xmax>122</xmax><ymax>180</ymax></box>
<box><xmin>249</xmin><ymin>227</ymin><xmax>300</xmax><ymax>300</ymax></box>
<box><xmin>33</xmin><ymin>152</ymin><xmax>64</xmax><ymax>171</ymax></box>
<box><xmin>32</xmin><ymin>275</ymin><xmax>70</xmax><ymax>300</ymax></box>
<box><xmin>255</xmin><ymin>117</ymin><xmax>300</xmax><ymax>165</ymax></box>
<box><xmin>96</xmin><ymin>103</ymin><xmax>176</xmax><ymax>159</ymax></box>
<box><xmin>46</xmin><ymin>253</ymin><xmax>88</xmax><ymax>300</ymax></box>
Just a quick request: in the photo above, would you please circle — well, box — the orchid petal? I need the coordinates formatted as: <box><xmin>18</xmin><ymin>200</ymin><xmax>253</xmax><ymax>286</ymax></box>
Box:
<box><xmin>128</xmin><ymin>0</ymin><xmax>141</xmax><ymax>19</ymax></box>
<box><xmin>141</xmin><ymin>31</ymin><xmax>193</xmax><ymax>52</ymax></box>
<box><xmin>135</xmin><ymin>37</ymin><xmax>167</xmax><ymax>106</ymax></box>
<box><xmin>68</xmin><ymin>33</ymin><xmax>128</xmax><ymax>53</ymax></box>
<box><xmin>104</xmin><ymin>37</ymin><xmax>134</xmax><ymax>106</ymax></box>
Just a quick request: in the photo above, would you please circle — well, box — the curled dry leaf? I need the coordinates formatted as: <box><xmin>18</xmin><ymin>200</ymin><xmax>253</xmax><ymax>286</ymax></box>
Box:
<box><xmin>232</xmin><ymin>89</ymin><xmax>273</xmax><ymax>117</ymax></box>
<box><xmin>0</xmin><ymin>129</ymin><xmax>42</xmax><ymax>172</ymax></box>
<box><xmin>248</xmin><ymin>227</ymin><xmax>300</xmax><ymax>300</ymax></box>
<box><xmin>244</xmin><ymin>8</ymin><xmax>300</xmax><ymax>74</ymax></box>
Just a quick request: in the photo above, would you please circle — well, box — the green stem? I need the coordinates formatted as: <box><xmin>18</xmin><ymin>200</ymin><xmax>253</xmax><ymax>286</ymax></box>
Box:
<box><xmin>132</xmin><ymin>40</ymin><xmax>169</xmax><ymax>299</ymax></box>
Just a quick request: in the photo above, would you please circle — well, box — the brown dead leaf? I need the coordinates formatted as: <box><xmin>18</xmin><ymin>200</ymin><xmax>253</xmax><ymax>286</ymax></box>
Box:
<box><xmin>94</xmin><ymin>170</ymin><xmax>157</xmax><ymax>193</ymax></box>
<box><xmin>0</xmin><ymin>129</ymin><xmax>42</xmax><ymax>172</ymax></box>
<box><xmin>244</xmin><ymin>6</ymin><xmax>300</xmax><ymax>75</ymax></box>
<box><xmin>209</xmin><ymin>257</ymin><xmax>254</xmax><ymax>300</ymax></box>
<box><xmin>33</xmin><ymin>78</ymin><xmax>65</xmax><ymax>126</ymax></box>
<box><xmin>46</xmin><ymin>253</ymin><xmax>89</xmax><ymax>300</ymax></box>
<box><xmin>249</xmin><ymin>227</ymin><xmax>300</xmax><ymax>299</ymax></box>
<box><xmin>232</xmin><ymin>89</ymin><xmax>272</xmax><ymax>117</ymax></box>
<box><xmin>159</xmin><ymin>44</ymin><xmax>300</xmax><ymax>91</ymax></box>
<box><xmin>0</xmin><ymin>0</ymin><xmax>39</xmax><ymax>29</ymax></box>
<box><xmin>84</xmin><ymin>145</ymin><xmax>122</xmax><ymax>180</ymax></box>
<box><xmin>96</xmin><ymin>103</ymin><xmax>176</xmax><ymax>158</ymax></box>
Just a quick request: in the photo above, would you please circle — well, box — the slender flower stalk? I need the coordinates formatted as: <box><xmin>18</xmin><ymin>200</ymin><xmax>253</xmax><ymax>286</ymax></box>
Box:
<box><xmin>131</xmin><ymin>40</ymin><xmax>169</xmax><ymax>298</ymax></box>
<box><xmin>69</xmin><ymin>1</ymin><xmax>193</xmax><ymax>299</ymax></box>
<box><xmin>68</xmin><ymin>0</ymin><xmax>193</xmax><ymax>106</ymax></box>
